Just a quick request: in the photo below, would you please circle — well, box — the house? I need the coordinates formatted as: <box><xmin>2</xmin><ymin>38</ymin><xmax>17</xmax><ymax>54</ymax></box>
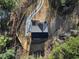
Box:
<box><xmin>31</xmin><ymin>20</ymin><xmax>48</xmax><ymax>43</ymax></box>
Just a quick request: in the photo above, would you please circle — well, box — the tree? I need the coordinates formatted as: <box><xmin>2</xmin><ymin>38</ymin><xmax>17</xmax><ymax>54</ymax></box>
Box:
<box><xmin>49</xmin><ymin>36</ymin><xmax>79</xmax><ymax>59</ymax></box>
<box><xmin>0</xmin><ymin>0</ymin><xmax>19</xmax><ymax>11</ymax></box>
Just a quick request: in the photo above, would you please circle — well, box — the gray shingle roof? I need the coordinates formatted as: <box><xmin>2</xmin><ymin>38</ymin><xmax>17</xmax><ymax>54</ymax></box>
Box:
<box><xmin>31</xmin><ymin>21</ymin><xmax>48</xmax><ymax>32</ymax></box>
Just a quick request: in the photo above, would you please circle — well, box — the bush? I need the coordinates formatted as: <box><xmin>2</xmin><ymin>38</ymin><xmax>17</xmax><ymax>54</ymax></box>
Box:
<box><xmin>0</xmin><ymin>35</ymin><xmax>12</xmax><ymax>47</ymax></box>
<box><xmin>0</xmin><ymin>49</ymin><xmax>15</xmax><ymax>59</ymax></box>
<box><xmin>0</xmin><ymin>0</ymin><xmax>19</xmax><ymax>10</ymax></box>
<box><xmin>49</xmin><ymin>36</ymin><xmax>79</xmax><ymax>59</ymax></box>
<box><xmin>0</xmin><ymin>35</ymin><xmax>15</xmax><ymax>59</ymax></box>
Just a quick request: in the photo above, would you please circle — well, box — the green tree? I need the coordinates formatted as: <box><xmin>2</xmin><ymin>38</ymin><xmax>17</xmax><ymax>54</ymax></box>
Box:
<box><xmin>49</xmin><ymin>36</ymin><xmax>79</xmax><ymax>59</ymax></box>
<box><xmin>0</xmin><ymin>35</ymin><xmax>15</xmax><ymax>59</ymax></box>
<box><xmin>0</xmin><ymin>0</ymin><xmax>19</xmax><ymax>10</ymax></box>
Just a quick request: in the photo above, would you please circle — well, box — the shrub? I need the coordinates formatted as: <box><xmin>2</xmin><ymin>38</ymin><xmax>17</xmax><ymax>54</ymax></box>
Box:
<box><xmin>49</xmin><ymin>36</ymin><xmax>79</xmax><ymax>59</ymax></box>
<box><xmin>0</xmin><ymin>35</ymin><xmax>15</xmax><ymax>59</ymax></box>
<box><xmin>0</xmin><ymin>0</ymin><xmax>19</xmax><ymax>10</ymax></box>
<box><xmin>0</xmin><ymin>35</ymin><xmax>12</xmax><ymax>47</ymax></box>
<box><xmin>0</xmin><ymin>49</ymin><xmax>15</xmax><ymax>59</ymax></box>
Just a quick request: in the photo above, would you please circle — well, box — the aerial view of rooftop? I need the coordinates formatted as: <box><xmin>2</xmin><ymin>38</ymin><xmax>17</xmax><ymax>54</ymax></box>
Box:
<box><xmin>0</xmin><ymin>0</ymin><xmax>79</xmax><ymax>59</ymax></box>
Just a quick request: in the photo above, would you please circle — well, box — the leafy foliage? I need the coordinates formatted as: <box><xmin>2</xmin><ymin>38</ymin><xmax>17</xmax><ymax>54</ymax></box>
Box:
<box><xmin>0</xmin><ymin>0</ymin><xmax>19</xmax><ymax>10</ymax></box>
<box><xmin>50</xmin><ymin>0</ymin><xmax>78</xmax><ymax>15</ymax></box>
<box><xmin>60</xmin><ymin>0</ymin><xmax>66</xmax><ymax>6</ymax></box>
<box><xmin>0</xmin><ymin>35</ymin><xmax>15</xmax><ymax>59</ymax></box>
<box><xmin>49</xmin><ymin>36</ymin><xmax>79</xmax><ymax>59</ymax></box>
<box><xmin>0</xmin><ymin>49</ymin><xmax>15</xmax><ymax>59</ymax></box>
<box><xmin>0</xmin><ymin>35</ymin><xmax>12</xmax><ymax>47</ymax></box>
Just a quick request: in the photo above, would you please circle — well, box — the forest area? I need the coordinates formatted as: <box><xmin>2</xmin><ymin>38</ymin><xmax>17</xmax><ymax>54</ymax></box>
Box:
<box><xmin>0</xmin><ymin>0</ymin><xmax>79</xmax><ymax>59</ymax></box>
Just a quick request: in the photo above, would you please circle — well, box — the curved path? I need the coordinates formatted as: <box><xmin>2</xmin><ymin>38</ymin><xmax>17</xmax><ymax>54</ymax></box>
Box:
<box><xmin>25</xmin><ymin>0</ymin><xmax>44</xmax><ymax>36</ymax></box>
